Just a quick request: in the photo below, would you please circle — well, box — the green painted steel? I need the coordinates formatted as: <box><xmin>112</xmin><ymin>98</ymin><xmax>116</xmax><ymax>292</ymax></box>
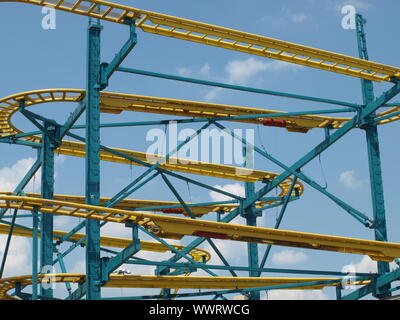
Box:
<box><xmin>356</xmin><ymin>14</ymin><xmax>391</xmax><ymax>298</ymax></box>
<box><xmin>85</xmin><ymin>19</ymin><xmax>102</xmax><ymax>300</ymax></box>
<box><xmin>40</xmin><ymin>121</ymin><xmax>57</xmax><ymax>299</ymax></box>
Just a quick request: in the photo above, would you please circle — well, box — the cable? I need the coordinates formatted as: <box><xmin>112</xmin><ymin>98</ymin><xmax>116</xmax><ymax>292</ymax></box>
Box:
<box><xmin>318</xmin><ymin>153</ymin><xmax>328</xmax><ymax>189</ymax></box>
<box><xmin>257</xmin><ymin>125</ymin><xmax>269</xmax><ymax>155</ymax></box>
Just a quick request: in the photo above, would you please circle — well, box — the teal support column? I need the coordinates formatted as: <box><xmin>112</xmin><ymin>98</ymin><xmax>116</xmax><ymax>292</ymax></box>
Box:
<box><xmin>32</xmin><ymin>206</ymin><xmax>39</xmax><ymax>300</ymax></box>
<box><xmin>356</xmin><ymin>14</ymin><xmax>390</xmax><ymax>298</ymax></box>
<box><xmin>241</xmin><ymin>144</ymin><xmax>260</xmax><ymax>300</ymax></box>
<box><xmin>85</xmin><ymin>17</ymin><xmax>102</xmax><ymax>300</ymax></box>
<box><xmin>40</xmin><ymin>121</ymin><xmax>57</xmax><ymax>298</ymax></box>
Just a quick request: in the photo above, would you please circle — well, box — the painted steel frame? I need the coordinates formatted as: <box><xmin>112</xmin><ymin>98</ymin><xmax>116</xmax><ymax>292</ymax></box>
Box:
<box><xmin>0</xmin><ymin>2</ymin><xmax>398</xmax><ymax>301</ymax></box>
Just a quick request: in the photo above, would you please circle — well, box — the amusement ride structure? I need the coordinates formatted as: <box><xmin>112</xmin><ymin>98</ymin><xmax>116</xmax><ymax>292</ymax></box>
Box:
<box><xmin>0</xmin><ymin>0</ymin><xmax>400</xmax><ymax>300</ymax></box>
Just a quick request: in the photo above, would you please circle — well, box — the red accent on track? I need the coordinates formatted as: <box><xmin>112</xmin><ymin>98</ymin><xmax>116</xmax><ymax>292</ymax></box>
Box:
<box><xmin>261</xmin><ymin>118</ymin><xmax>287</xmax><ymax>127</ymax></box>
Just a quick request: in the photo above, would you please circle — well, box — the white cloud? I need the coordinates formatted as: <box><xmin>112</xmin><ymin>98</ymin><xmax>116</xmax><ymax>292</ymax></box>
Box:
<box><xmin>0</xmin><ymin>156</ymin><xmax>66</xmax><ymax>193</ymax></box>
<box><xmin>209</xmin><ymin>183</ymin><xmax>245</xmax><ymax>202</ymax></box>
<box><xmin>225</xmin><ymin>58</ymin><xmax>298</xmax><ymax>85</ymax></box>
<box><xmin>178</xmin><ymin>67</ymin><xmax>192</xmax><ymax>77</ymax></box>
<box><xmin>204</xmin><ymin>58</ymin><xmax>300</xmax><ymax>101</ymax></box>
<box><xmin>272</xmin><ymin>249</ymin><xmax>307</xmax><ymax>265</ymax></box>
<box><xmin>288</xmin><ymin>12</ymin><xmax>309</xmax><ymax>23</ymax></box>
<box><xmin>266</xmin><ymin>289</ymin><xmax>328</xmax><ymax>300</ymax></box>
<box><xmin>200</xmin><ymin>63</ymin><xmax>211</xmax><ymax>76</ymax></box>
<box><xmin>204</xmin><ymin>87</ymin><xmax>223</xmax><ymax>102</ymax></box>
<box><xmin>342</xmin><ymin>255</ymin><xmax>398</xmax><ymax>274</ymax></box>
<box><xmin>0</xmin><ymin>235</ymin><xmax>31</xmax><ymax>277</ymax></box>
<box><xmin>0</xmin><ymin>157</ymin><xmax>40</xmax><ymax>192</ymax></box>
<box><xmin>203</xmin><ymin>238</ymin><xmax>246</xmax><ymax>266</ymax></box>
<box><xmin>339</xmin><ymin>170</ymin><xmax>364</xmax><ymax>190</ymax></box>
<box><xmin>337</xmin><ymin>0</ymin><xmax>373</xmax><ymax>11</ymax></box>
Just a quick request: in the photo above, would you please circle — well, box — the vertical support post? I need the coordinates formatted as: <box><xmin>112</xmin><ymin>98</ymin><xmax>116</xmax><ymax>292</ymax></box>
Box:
<box><xmin>356</xmin><ymin>14</ymin><xmax>390</xmax><ymax>298</ymax></box>
<box><xmin>85</xmin><ymin>17</ymin><xmax>102</xmax><ymax>300</ymax></box>
<box><xmin>242</xmin><ymin>143</ymin><xmax>260</xmax><ymax>300</ymax></box>
<box><xmin>32</xmin><ymin>206</ymin><xmax>39</xmax><ymax>300</ymax></box>
<box><xmin>40</xmin><ymin>121</ymin><xmax>56</xmax><ymax>298</ymax></box>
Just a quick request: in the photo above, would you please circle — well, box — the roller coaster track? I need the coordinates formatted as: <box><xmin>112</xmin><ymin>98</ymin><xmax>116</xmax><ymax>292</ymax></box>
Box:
<box><xmin>1</xmin><ymin>0</ymin><xmax>400</xmax><ymax>300</ymax></box>
<box><xmin>0</xmin><ymin>274</ymin><xmax>370</xmax><ymax>300</ymax></box>
<box><xmin>0</xmin><ymin>223</ymin><xmax>210</xmax><ymax>262</ymax></box>
<box><xmin>3</xmin><ymin>0</ymin><xmax>400</xmax><ymax>82</ymax></box>
<box><xmin>0</xmin><ymin>192</ymin><xmax>279</xmax><ymax>217</ymax></box>
<box><xmin>1</xmin><ymin>195</ymin><xmax>400</xmax><ymax>262</ymax></box>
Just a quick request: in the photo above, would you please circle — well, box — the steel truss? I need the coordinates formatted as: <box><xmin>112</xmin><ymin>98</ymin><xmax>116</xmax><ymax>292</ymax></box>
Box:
<box><xmin>0</xmin><ymin>0</ymin><xmax>399</xmax><ymax>300</ymax></box>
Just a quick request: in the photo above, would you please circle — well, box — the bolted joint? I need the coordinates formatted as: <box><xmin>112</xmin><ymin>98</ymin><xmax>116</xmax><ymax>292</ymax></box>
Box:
<box><xmin>100</xmin><ymin>256</ymin><xmax>111</xmax><ymax>285</ymax></box>
<box><xmin>100</xmin><ymin>62</ymin><xmax>109</xmax><ymax>90</ymax></box>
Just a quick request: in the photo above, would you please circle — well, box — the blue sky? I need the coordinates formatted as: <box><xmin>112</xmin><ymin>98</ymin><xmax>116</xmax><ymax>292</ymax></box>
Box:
<box><xmin>1</xmin><ymin>0</ymin><xmax>400</xmax><ymax>300</ymax></box>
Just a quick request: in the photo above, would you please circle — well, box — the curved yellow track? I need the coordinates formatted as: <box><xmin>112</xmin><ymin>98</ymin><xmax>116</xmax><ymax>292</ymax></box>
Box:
<box><xmin>1</xmin><ymin>0</ymin><xmax>400</xmax><ymax>299</ymax></box>
<box><xmin>0</xmin><ymin>192</ymin><xmax>280</xmax><ymax>217</ymax></box>
<box><xmin>2</xmin><ymin>0</ymin><xmax>400</xmax><ymax>82</ymax></box>
<box><xmin>0</xmin><ymin>223</ymin><xmax>210</xmax><ymax>262</ymax></box>
<box><xmin>0</xmin><ymin>274</ymin><xmax>370</xmax><ymax>300</ymax></box>
<box><xmin>1</xmin><ymin>195</ymin><xmax>400</xmax><ymax>262</ymax></box>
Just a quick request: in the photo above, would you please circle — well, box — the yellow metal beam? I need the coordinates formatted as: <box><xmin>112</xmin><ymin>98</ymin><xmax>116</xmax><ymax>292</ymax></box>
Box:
<box><xmin>3</xmin><ymin>0</ymin><xmax>400</xmax><ymax>81</ymax></box>
<box><xmin>1</xmin><ymin>90</ymin><xmax>398</xmax><ymax>143</ymax></box>
<box><xmin>0</xmin><ymin>273</ymin><xmax>370</xmax><ymax>299</ymax></box>
<box><xmin>0</xmin><ymin>192</ymin><xmax>276</xmax><ymax>216</ymax></box>
<box><xmin>1</xmin><ymin>195</ymin><xmax>400</xmax><ymax>262</ymax></box>
<box><xmin>0</xmin><ymin>223</ymin><xmax>210</xmax><ymax>262</ymax></box>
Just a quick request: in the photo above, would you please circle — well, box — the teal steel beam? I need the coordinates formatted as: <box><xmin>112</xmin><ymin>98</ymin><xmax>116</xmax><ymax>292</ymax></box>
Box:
<box><xmin>56</xmin><ymin>252</ymin><xmax>72</xmax><ymax>294</ymax></box>
<box><xmin>59</xmin><ymin>101</ymin><xmax>86</xmax><ymax>138</ymax></box>
<box><xmin>116</xmin><ymin>67</ymin><xmax>360</xmax><ymax>108</ymax></box>
<box><xmin>342</xmin><ymin>268</ymin><xmax>400</xmax><ymax>300</ymax></box>
<box><xmin>0</xmin><ymin>137</ymin><xmax>41</xmax><ymax>148</ymax></box>
<box><xmin>160</xmin><ymin>173</ymin><xmax>196</xmax><ymax>219</ymax></box>
<box><xmin>100</xmin><ymin>19</ymin><xmax>137</xmax><ymax>89</ymax></box>
<box><xmin>85</xmin><ymin>18</ymin><xmax>102</xmax><ymax>300</ymax></box>
<box><xmin>66</xmin><ymin>132</ymin><xmax>242</xmax><ymax>201</ymax></box>
<box><xmin>40</xmin><ymin>121</ymin><xmax>57</xmax><ymax>299</ymax></box>
<box><xmin>32</xmin><ymin>206</ymin><xmax>39</xmax><ymax>300</ymax></box>
<box><xmin>356</xmin><ymin>13</ymin><xmax>391</xmax><ymax>299</ymax></box>
<box><xmin>128</xmin><ymin>196</ymin><xmax>296</xmax><ymax>212</ymax></box>
<box><xmin>228</xmin><ymin>80</ymin><xmax>400</xmax><ymax>214</ymax></box>
<box><xmin>242</xmin><ymin>144</ymin><xmax>260</xmax><ymax>300</ymax></box>
<box><xmin>0</xmin><ymin>209</ymin><xmax>18</xmax><ymax>278</ymax></box>
<box><xmin>103</xmin><ymin>278</ymin><xmax>366</xmax><ymax>300</ymax></box>
<box><xmin>0</xmin><ymin>157</ymin><xmax>41</xmax><ymax>219</ymax></box>
<box><xmin>375</xmin><ymin>110</ymin><xmax>400</xmax><ymax>123</ymax></box>
<box><xmin>100</xmin><ymin>223</ymin><xmax>140</xmax><ymax>279</ymax></box>
<box><xmin>103</xmin><ymin>120</ymin><xmax>212</xmax><ymax>209</ymax></box>
<box><xmin>126</xmin><ymin>259</ymin><xmax>375</xmax><ymax>277</ymax></box>
<box><xmin>160</xmin><ymin>82</ymin><xmax>400</xmax><ymax>273</ymax></box>
<box><xmin>63</xmin><ymin>106</ymin><xmax>356</xmax><ymax>130</ymax></box>
<box><xmin>137</xmin><ymin>225</ymin><xmax>218</xmax><ymax>277</ymax></box>
<box><xmin>205</xmin><ymin>238</ymin><xmax>237</xmax><ymax>277</ymax></box>
<box><xmin>214</xmin><ymin>121</ymin><xmax>372</xmax><ymax>226</ymax></box>
<box><xmin>258</xmin><ymin>177</ymin><xmax>298</xmax><ymax>274</ymax></box>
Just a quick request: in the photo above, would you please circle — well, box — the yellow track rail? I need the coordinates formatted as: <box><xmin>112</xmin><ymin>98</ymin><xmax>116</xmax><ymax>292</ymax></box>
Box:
<box><xmin>3</xmin><ymin>0</ymin><xmax>400</xmax><ymax>81</ymax></box>
<box><xmin>1</xmin><ymin>90</ymin><xmax>399</xmax><ymax>142</ymax></box>
<box><xmin>0</xmin><ymin>274</ymin><xmax>370</xmax><ymax>300</ymax></box>
<box><xmin>0</xmin><ymin>192</ymin><xmax>277</xmax><ymax>217</ymax></box>
<box><xmin>1</xmin><ymin>195</ymin><xmax>400</xmax><ymax>262</ymax></box>
<box><xmin>0</xmin><ymin>223</ymin><xmax>210</xmax><ymax>262</ymax></box>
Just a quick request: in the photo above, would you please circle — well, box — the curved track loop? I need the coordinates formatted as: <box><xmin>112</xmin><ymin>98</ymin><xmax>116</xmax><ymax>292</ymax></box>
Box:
<box><xmin>0</xmin><ymin>223</ymin><xmax>210</xmax><ymax>262</ymax></box>
<box><xmin>1</xmin><ymin>0</ymin><xmax>400</xmax><ymax>300</ymax></box>
<box><xmin>0</xmin><ymin>192</ymin><xmax>282</xmax><ymax>217</ymax></box>
<box><xmin>1</xmin><ymin>195</ymin><xmax>400</xmax><ymax>262</ymax></box>
<box><xmin>3</xmin><ymin>0</ymin><xmax>400</xmax><ymax>81</ymax></box>
<box><xmin>0</xmin><ymin>274</ymin><xmax>371</xmax><ymax>300</ymax></box>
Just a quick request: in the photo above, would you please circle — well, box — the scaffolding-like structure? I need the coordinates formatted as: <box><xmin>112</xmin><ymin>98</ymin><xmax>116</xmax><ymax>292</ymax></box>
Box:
<box><xmin>0</xmin><ymin>0</ymin><xmax>400</xmax><ymax>300</ymax></box>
